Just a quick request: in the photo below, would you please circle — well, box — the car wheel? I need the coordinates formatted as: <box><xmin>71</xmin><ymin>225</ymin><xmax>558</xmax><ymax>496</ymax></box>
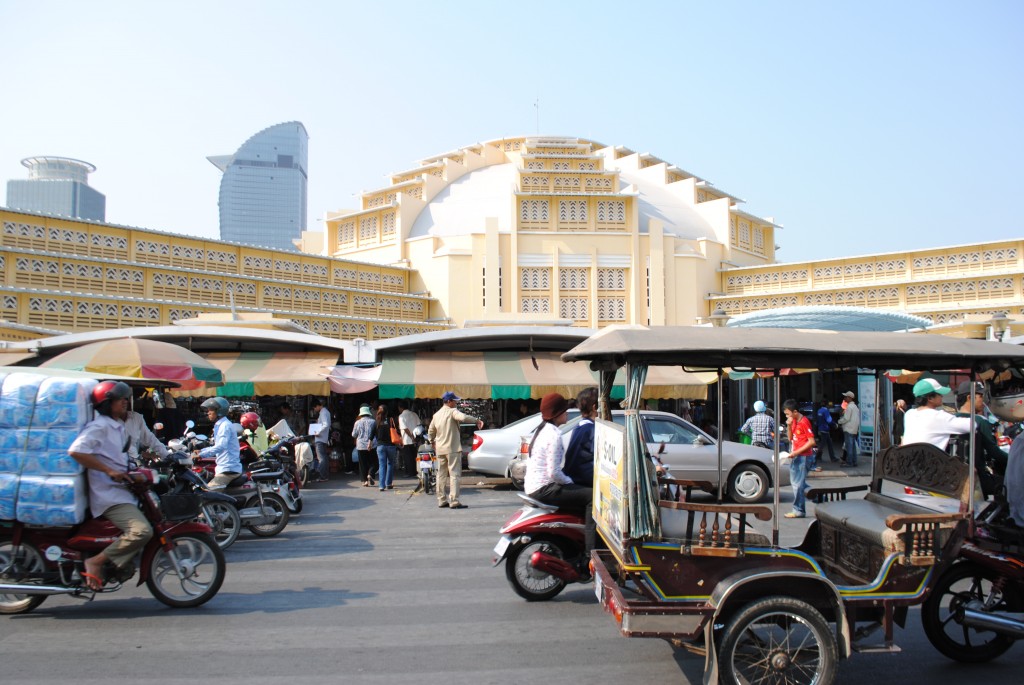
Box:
<box><xmin>728</xmin><ymin>463</ymin><xmax>769</xmax><ymax>504</ymax></box>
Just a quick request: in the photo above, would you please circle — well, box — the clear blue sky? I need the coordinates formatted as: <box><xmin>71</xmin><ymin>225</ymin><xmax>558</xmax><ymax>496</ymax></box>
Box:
<box><xmin>1</xmin><ymin>0</ymin><xmax>1021</xmax><ymax>263</ymax></box>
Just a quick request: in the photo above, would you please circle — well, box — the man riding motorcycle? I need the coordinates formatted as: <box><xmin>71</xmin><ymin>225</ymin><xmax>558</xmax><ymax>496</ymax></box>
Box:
<box><xmin>67</xmin><ymin>380</ymin><xmax>154</xmax><ymax>591</ymax></box>
<box><xmin>192</xmin><ymin>397</ymin><xmax>243</xmax><ymax>490</ymax></box>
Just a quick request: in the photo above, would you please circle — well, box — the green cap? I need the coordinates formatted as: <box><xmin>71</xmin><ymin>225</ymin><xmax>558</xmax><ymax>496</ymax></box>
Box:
<box><xmin>913</xmin><ymin>378</ymin><xmax>951</xmax><ymax>397</ymax></box>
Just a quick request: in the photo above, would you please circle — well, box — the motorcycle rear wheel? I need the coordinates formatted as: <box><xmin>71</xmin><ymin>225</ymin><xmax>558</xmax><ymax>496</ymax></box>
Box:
<box><xmin>146</xmin><ymin>533</ymin><xmax>225</xmax><ymax>608</ymax></box>
<box><xmin>505</xmin><ymin>537</ymin><xmax>569</xmax><ymax>602</ymax></box>
<box><xmin>922</xmin><ymin>560</ymin><xmax>1019</xmax><ymax>663</ymax></box>
<box><xmin>247</xmin><ymin>493</ymin><xmax>290</xmax><ymax>537</ymax></box>
<box><xmin>201</xmin><ymin>501</ymin><xmax>241</xmax><ymax>550</ymax></box>
<box><xmin>0</xmin><ymin>541</ymin><xmax>46</xmax><ymax>615</ymax></box>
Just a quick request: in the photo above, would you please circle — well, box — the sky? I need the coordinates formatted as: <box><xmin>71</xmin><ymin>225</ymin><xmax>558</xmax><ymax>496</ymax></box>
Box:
<box><xmin>1</xmin><ymin>0</ymin><xmax>1021</xmax><ymax>264</ymax></box>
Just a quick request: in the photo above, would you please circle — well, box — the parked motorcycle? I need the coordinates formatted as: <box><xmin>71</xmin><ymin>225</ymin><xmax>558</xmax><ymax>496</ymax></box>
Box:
<box><xmin>173</xmin><ymin>421</ymin><xmax>291</xmax><ymax>538</ymax></box>
<box><xmin>493</xmin><ymin>493</ymin><xmax>590</xmax><ymax>601</ymax></box>
<box><xmin>0</xmin><ymin>470</ymin><xmax>226</xmax><ymax>614</ymax></box>
<box><xmin>922</xmin><ymin>498</ymin><xmax>1024</xmax><ymax>662</ymax></box>
<box><xmin>413</xmin><ymin>425</ymin><xmax>436</xmax><ymax>495</ymax></box>
<box><xmin>151</xmin><ymin>450</ymin><xmax>242</xmax><ymax>550</ymax></box>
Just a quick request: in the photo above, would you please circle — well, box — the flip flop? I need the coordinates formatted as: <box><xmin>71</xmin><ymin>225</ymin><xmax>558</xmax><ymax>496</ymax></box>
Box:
<box><xmin>81</xmin><ymin>571</ymin><xmax>104</xmax><ymax>591</ymax></box>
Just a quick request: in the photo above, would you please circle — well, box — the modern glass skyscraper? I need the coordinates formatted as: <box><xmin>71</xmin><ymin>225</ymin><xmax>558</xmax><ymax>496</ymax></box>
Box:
<box><xmin>5</xmin><ymin>157</ymin><xmax>106</xmax><ymax>221</ymax></box>
<box><xmin>209</xmin><ymin>121</ymin><xmax>309</xmax><ymax>251</ymax></box>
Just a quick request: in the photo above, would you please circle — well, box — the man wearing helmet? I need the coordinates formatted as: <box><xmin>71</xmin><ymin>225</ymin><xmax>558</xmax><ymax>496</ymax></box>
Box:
<box><xmin>740</xmin><ymin>400</ymin><xmax>775</xmax><ymax>449</ymax></box>
<box><xmin>68</xmin><ymin>380</ymin><xmax>154</xmax><ymax>591</ymax></box>
<box><xmin>194</xmin><ymin>397</ymin><xmax>243</xmax><ymax>489</ymax></box>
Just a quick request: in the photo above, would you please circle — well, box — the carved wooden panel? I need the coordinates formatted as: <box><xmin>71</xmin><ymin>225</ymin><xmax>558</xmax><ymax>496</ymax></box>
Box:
<box><xmin>879</xmin><ymin>445</ymin><xmax>969</xmax><ymax>498</ymax></box>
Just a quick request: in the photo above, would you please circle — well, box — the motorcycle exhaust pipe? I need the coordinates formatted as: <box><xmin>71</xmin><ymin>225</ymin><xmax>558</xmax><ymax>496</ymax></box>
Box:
<box><xmin>959</xmin><ymin>601</ymin><xmax>1024</xmax><ymax>639</ymax></box>
<box><xmin>0</xmin><ymin>582</ymin><xmax>81</xmax><ymax>596</ymax></box>
<box><xmin>529</xmin><ymin>551</ymin><xmax>581</xmax><ymax>583</ymax></box>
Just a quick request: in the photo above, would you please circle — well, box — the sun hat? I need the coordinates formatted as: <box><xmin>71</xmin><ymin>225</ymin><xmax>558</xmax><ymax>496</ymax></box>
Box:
<box><xmin>753</xmin><ymin>400</ymin><xmax>766</xmax><ymax>413</ymax></box>
<box><xmin>358</xmin><ymin>405</ymin><xmax>373</xmax><ymax>417</ymax></box>
<box><xmin>540</xmin><ymin>392</ymin><xmax>569</xmax><ymax>421</ymax></box>
<box><xmin>441</xmin><ymin>391</ymin><xmax>460</xmax><ymax>402</ymax></box>
<box><xmin>913</xmin><ymin>378</ymin><xmax>951</xmax><ymax>398</ymax></box>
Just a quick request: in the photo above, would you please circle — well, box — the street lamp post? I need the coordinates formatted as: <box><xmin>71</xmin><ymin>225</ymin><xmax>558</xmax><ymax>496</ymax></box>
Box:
<box><xmin>989</xmin><ymin>313</ymin><xmax>1010</xmax><ymax>342</ymax></box>
<box><xmin>709</xmin><ymin>309</ymin><xmax>731</xmax><ymax>328</ymax></box>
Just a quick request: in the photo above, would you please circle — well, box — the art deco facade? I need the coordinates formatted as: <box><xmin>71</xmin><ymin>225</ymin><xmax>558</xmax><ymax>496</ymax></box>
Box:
<box><xmin>318</xmin><ymin>135</ymin><xmax>1022</xmax><ymax>330</ymax></box>
<box><xmin>320</xmin><ymin>136</ymin><xmax>778</xmax><ymax>329</ymax></box>
<box><xmin>0</xmin><ymin>207</ymin><xmax>447</xmax><ymax>342</ymax></box>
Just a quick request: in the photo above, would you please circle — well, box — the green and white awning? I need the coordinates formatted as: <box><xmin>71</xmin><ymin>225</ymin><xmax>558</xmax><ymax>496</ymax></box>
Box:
<box><xmin>377</xmin><ymin>351</ymin><xmax>712</xmax><ymax>400</ymax></box>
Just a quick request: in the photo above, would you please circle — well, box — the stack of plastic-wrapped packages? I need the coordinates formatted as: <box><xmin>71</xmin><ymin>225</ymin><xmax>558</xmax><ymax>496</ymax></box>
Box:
<box><xmin>0</xmin><ymin>372</ymin><xmax>95</xmax><ymax>525</ymax></box>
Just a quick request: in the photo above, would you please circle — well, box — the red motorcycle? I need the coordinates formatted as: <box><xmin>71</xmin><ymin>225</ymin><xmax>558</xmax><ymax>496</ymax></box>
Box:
<box><xmin>493</xmin><ymin>493</ymin><xmax>590</xmax><ymax>601</ymax></box>
<box><xmin>0</xmin><ymin>470</ymin><xmax>226</xmax><ymax>614</ymax></box>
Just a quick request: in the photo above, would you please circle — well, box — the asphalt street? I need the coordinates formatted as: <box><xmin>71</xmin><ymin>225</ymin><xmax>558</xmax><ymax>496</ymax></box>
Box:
<box><xmin>0</xmin><ymin>470</ymin><xmax>1020</xmax><ymax>684</ymax></box>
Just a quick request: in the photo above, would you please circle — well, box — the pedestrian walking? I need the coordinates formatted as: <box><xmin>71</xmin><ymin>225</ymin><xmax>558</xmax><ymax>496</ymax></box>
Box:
<box><xmin>397</xmin><ymin>400</ymin><xmax>420</xmax><ymax>476</ymax></box>
<box><xmin>375</xmin><ymin>404</ymin><xmax>398</xmax><ymax>491</ymax></box>
<box><xmin>813</xmin><ymin>401</ymin><xmax>836</xmax><ymax>464</ymax></box>
<box><xmin>352</xmin><ymin>404</ymin><xmax>376</xmax><ymax>487</ymax></box>
<box><xmin>837</xmin><ymin>391</ymin><xmax>861</xmax><ymax>467</ymax></box>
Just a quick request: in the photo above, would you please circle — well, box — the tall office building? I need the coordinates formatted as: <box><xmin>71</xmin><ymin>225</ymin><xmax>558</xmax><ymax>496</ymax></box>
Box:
<box><xmin>208</xmin><ymin>121</ymin><xmax>309</xmax><ymax>251</ymax></box>
<box><xmin>5</xmin><ymin>156</ymin><xmax>106</xmax><ymax>221</ymax></box>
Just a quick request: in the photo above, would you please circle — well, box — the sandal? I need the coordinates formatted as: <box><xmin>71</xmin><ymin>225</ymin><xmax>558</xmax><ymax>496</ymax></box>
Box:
<box><xmin>81</xmin><ymin>571</ymin><xmax>104</xmax><ymax>591</ymax></box>
<box><xmin>362</xmin><ymin>481</ymin><xmax>372</xmax><ymax>487</ymax></box>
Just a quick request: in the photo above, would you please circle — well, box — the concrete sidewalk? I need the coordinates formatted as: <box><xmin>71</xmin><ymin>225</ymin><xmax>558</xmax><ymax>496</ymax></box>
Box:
<box><xmin>807</xmin><ymin>452</ymin><xmax>872</xmax><ymax>478</ymax></box>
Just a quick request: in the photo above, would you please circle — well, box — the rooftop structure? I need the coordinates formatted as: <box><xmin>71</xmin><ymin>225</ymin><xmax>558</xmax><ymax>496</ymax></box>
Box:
<box><xmin>5</xmin><ymin>156</ymin><xmax>105</xmax><ymax>221</ymax></box>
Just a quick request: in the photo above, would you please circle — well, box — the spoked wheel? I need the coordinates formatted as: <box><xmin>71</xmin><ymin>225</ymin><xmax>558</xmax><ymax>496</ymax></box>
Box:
<box><xmin>505</xmin><ymin>537</ymin><xmax>570</xmax><ymax>602</ymax></box>
<box><xmin>299</xmin><ymin>465</ymin><xmax>310</xmax><ymax>487</ymax></box>
<box><xmin>922</xmin><ymin>561</ymin><xmax>1018</xmax><ymax>663</ymax></box>
<box><xmin>146</xmin><ymin>533</ymin><xmax>225</xmax><ymax>608</ymax></box>
<box><xmin>718</xmin><ymin>596</ymin><xmax>837</xmax><ymax>685</ymax></box>
<box><xmin>200</xmin><ymin>502</ymin><xmax>241</xmax><ymax>550</ymax></box>
<box><xmin>0</xmin><ymin>541</ymin><xmax>47</xmax><ymax>615</ymax></box>
<box><xmin>247</xmin><ymin>493</ymin><xmax>290</xmax><ymax>537</ymax></box>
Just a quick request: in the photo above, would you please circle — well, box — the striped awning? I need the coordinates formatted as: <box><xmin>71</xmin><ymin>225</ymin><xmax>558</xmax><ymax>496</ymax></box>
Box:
<box><xmin>377</xmin><ymin>351</ymin><xmax>712</xmax><ymax>400</ymax></box>
<box><xmin>174</xmin><ymin>351</ymin><xmax>339</xmax><ymax>398</ymax></box>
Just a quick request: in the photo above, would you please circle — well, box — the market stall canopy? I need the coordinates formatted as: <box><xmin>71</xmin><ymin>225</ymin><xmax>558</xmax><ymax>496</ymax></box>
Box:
<box><xmin>562</xmin><ymin>325</ymin><xmax>1024</xmax><ymax>373</ymax></box>
<box><xmin>377</xmin><ymin>351</ymin><xmax>713</xmax><ymax>400</ymax></box>
<box><xmin>0</xmin><ymin>365</ymin><xmax>180</xmax><ymax>388</ymax></box>
<box><xmin>174</xmin><ymin>351</ymin><xmax>339</xmax><ymax>397</ymax></box>
<box><xmin>326</xmin><ymin>365</ymin><xmax>381</xmax><ymax>394</ymax></box>
<box><xmin>40</xmin><ymin>338</ymin><xmax>223</xmax><ymax>390</ymax></box>
<box><xmin>0</xmin><ymin>349</ymin><xmax>37</xmax><ymax>366</ymax></box>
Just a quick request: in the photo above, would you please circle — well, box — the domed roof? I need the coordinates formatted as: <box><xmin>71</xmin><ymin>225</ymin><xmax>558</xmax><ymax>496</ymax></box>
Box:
<box><xmin>408</xmin><ymin>150</ymin><xmax>716</xmax><ymax>240</ymax></box>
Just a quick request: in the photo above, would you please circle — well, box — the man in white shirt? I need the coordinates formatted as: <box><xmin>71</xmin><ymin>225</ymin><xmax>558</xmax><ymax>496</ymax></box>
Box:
<box><xmin>124</xmin><ymin>388</ymin><xmax>168</xmax><ymax>463</ymax></box>
<box><xmin>312</xmin><ymin>398</ymin><xmax>331</xmax><ymax>482</ymax></box>
<box><xmin>397</xmin><ymin>400</ymin><xmax>420</xmax><ymax>476</ymax></box>
<box><xmin>902</xmin><ymin>378</ymin><xmax>972</xmax><ymax>450</ymax></box>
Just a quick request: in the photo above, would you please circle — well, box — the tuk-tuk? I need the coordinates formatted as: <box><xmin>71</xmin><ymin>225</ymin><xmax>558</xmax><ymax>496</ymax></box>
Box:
<box><xmin>562</xmin><ymin>325</ymin><xmax>1024</xmax><ymax>685</ymax></box>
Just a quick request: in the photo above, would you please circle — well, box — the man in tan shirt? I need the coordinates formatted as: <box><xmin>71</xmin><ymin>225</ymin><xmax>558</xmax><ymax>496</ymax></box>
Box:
<box><xmin>427</xmin><ymin>391</ymin><xmax>483</xmax><ymax>509</ymax></box>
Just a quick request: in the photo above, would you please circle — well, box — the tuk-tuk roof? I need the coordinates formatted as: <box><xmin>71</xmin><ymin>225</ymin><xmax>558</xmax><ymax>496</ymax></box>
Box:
<box><xmin>562</xmin><ymin>325</ymin><xmax>1024</xmax><ymax>373</ymax></box>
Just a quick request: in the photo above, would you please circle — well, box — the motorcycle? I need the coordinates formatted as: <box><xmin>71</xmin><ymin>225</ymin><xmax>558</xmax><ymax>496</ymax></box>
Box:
<box><xmin>150</xmin><ymin>449</ymin><xmax>242</xmax><ymax>551</ymax></box>
<box><xmin>172</xmin><ymin>422</ymin><xmax>291</xmax><ymax>538</ymax></box>
<box><xmin>240</xmin><ymin>431</ymin><xmax>304</xmax><ymax>514</ymax></box>
<box><xmin>922</xmin><ymin>497</ymin><xmax>1024</xmax><ymax>662</ymax></box>
<box><xmin>492</xmin><ymin>492</ymin><xmax>590</xmax><ymax>601</ymax></box>
<box><xmin>0</xmin><ymin>470</ymin><xmax>226</xmax><ymax>614</ymax></box>
<box><xmin>413</xmin><ymin>425</ymin><xmax>436</xmax><ymax>495</ymax></box>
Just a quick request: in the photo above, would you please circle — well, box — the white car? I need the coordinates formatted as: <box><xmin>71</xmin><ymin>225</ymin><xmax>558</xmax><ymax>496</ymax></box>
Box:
<box><xmin>503</xmin><ymin>410</ymin><xmax>789</xmax><ymax>504</ymax></box>
<box><xmin>467</xmin><ymin>410</ymin><xmax>580</xmax><ymax>479</ymax></box>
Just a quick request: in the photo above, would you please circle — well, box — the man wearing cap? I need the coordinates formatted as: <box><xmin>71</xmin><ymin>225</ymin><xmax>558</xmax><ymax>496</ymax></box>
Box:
<box><xmin>427</xmin><ymin>391</ymin><xmax>483</xmax><ymax>509</ymax></box>
<box><xmin>903</xmin><ymin>378</ymin><xmax>972</xmax><ymax>450</ymax></box>
<box><xmin>740</xmin><ymin>400</ymin><xmax>775</xmax><ymax>449</ymax></box>
<box><xmin>954</xmin><ymin>381</ymin><xmax>1007</xmax><ymax>495</ymax></box>
<box><xmin>837</xmin><ymin>391</ymin><xmax>861</xmax><ymax>467</ymax></box>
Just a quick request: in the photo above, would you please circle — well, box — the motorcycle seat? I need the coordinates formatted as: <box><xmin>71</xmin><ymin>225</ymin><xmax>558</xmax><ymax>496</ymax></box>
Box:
<box><xmin>226</xmin><ymin>474</ymin><xmax>249</xmax><ymax>487</ymax></box>
<box><xmin>516</xmin><ymin>493</ymin><xmax>559</xmax><ymax>512</ymax></box>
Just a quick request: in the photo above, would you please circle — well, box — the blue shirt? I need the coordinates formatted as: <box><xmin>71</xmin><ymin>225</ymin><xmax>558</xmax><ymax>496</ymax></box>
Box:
<box><xmin>198</xmin><ymin>416</ymin><xmax>242</xmax><ymax>474</ymax></box>
<box><xmin>563</xmin><ymin>418</ymin><xmax>595</xmax><ymax>486</ymax></box>
<box><xmin>740</xmin><ymin>413</ymin><xmax>775</xmax><ymax>445</ymax></box>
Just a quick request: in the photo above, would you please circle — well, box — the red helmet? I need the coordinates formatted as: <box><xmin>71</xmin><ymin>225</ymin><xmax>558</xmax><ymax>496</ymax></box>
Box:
<box><xmin>91</xmin><ymin>380</ymin><xmax>132</xmax><ymax>415</ymax></box>
<box><xmin>240</xmin><ymin>411</ymin><xmax>260</xmax><ymax>431</ymax></box>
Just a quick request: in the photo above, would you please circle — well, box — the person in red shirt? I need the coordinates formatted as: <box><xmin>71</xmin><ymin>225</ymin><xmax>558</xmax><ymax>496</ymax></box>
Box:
<box><xmin>783</xmin><ymin>399</ymin><xmax>817</xmax><ymax>519</ymax></box>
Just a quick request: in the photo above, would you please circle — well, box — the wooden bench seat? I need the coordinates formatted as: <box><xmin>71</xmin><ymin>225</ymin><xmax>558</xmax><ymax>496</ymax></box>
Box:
<box><xmin>810</xmin><ymin>443</ymin><xmax>970</xmax><ymax>582</ymax></box>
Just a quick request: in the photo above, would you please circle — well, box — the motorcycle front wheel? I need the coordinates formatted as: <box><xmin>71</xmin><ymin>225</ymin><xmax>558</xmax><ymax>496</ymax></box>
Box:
<box><xmin>247</xmin><ymin>493</ymin><xmax>290</xmax><ymax>537</ymax></box>
<box><xmin>201</xmin><ymin>501</ymin><xmax>241</xmax><ymax>550</ymax></box>
<box><xmin>922</xmin><ymin>561</ymin><xmax>1019</xmax><ymax>662</ymax></box>
<box><xmin>0</xmin><ymin>541</ymin><xmax>47</xmax><ymax>615</ymax></box>
<box><xmin>505</xmin><ymin>537</ymin><xmax>569</xmax><ymax>602</ymax></box>
<box><xmin>146</xmin><ymin>533</ymin><xmax>225</xmax><ymax>608</ymax></box>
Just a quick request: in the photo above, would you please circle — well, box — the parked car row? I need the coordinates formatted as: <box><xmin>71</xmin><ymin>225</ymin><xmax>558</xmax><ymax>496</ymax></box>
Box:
<box><xmin>467</xmin><ymin>409</ymin><xmax>787</xmax><ymax>503</ymax></box>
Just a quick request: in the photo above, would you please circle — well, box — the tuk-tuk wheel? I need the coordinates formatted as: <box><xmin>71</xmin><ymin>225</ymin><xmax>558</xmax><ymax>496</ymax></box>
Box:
<box><xmin>718</xmin><ymin>595</ymin><xmax>837</xmax><ymax>685</ymax></box>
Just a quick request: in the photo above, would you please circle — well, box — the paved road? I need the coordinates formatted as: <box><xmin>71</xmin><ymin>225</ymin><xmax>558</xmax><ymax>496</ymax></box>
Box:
<box><xmin>1</xmin><ymin>472</ymin><xmax>1019</xmax><ymax>684</ymax></box>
